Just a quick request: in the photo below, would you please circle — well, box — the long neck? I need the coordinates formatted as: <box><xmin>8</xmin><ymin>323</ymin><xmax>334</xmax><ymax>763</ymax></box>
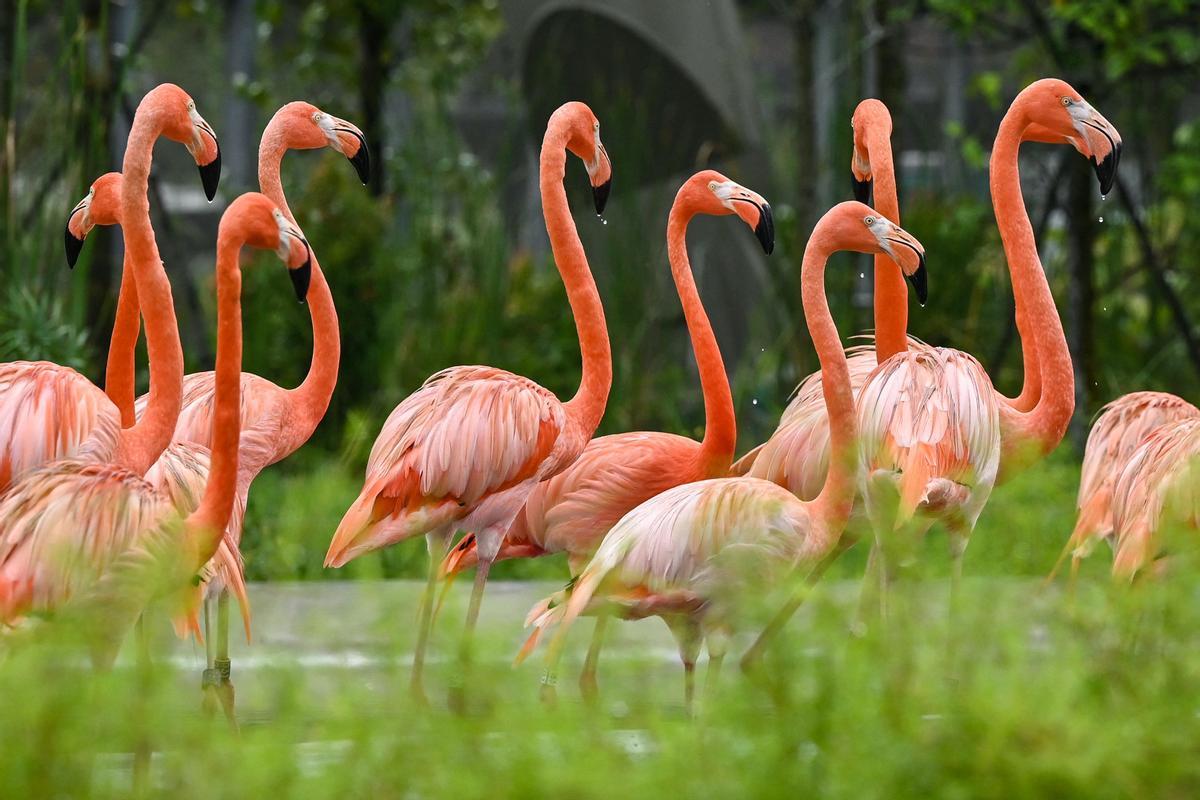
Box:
<box><xmin>540</xmin><ymin>127</ymin><xmax>611</xmax><ymax>434</ymax></box>
<box><xmin>868</xmin><ymin>129</ymin><xmax>908</xmax><ymax>362</ymax></box>
<box><xmin>804</xmin><ymin>234</ymin><xmax>857</xmax><ymax>535</ymax></box>
<box><xmin>105</xmin><ymin>249</ymin><xmax>140</xmax><ymax>427</ymax></box>
<box><xmin>666</xmin><ymin>204</ymin><xmax>736</xmax><ymax>475</ymax></box>
<box><xmin>185</xmin><ymin>238</ymin><xmax>243</xmax><ymax>562</ymax></box>
<box><xmin>260</xmin><ymin>133</ymin><xmax>341</xmax><ymax>453</ymax></box>
<box><xmin>992</xmin><ymin>107</ymin><xmax>1074</xmax><ymax>454</ymax></box>
<box><xmin>115</xmin><ymin>115</ymin><xmax>184</xmax><ymax>474</ymax></box>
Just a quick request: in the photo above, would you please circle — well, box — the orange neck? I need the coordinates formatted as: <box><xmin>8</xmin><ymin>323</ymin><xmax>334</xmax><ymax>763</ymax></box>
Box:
<box><xmin>803</xmin><ymin>225</ymin><xmax>857</xmax><ymax>539</ymax></box>
<box><xmin>185</xmin><ymin>234</ymin><xmax>244</xmax><ymax>563</ymax></box>
<box><xmin>868</xmin><ymin>128</ymin><xmax>908</xmax><ymax>362</ymax></box>
<box><xmin>540</xmin><ymin>123</ymin><xmax>611</xmax><ymax>434</ymax></box>
<box><xmin>114</xmin><ymin>105</ymin><xmax>184</xmax><ymax>475</ymax></box>
<box><xmin>259</xmin><ymin>131</ymin><xmax>340</xmax><ymax>455</ymax></box>
<box><xmin>993</xmin><ymin>103</ymin><xmax>1073</xmax><ymax>455</ymax></box>
<box><xmin>666</xmin><ymin>203</ymin><xmax>736</xmax><ymax>476</ymax></box>
<box><xmin>106</xmin><ymin>249</ymin><xmax>140</xmax><ymax>427</ymax></box>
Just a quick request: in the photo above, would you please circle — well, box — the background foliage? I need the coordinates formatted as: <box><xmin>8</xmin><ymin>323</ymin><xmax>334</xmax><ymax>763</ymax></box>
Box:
<box><xmin>0</xmin><ymin>0</ymin><xmax>1199</xmax><ymax>580</ymax></box>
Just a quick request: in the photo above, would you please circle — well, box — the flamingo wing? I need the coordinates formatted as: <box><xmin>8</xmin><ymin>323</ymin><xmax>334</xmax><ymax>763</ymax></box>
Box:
<box><xmin>856</xmin><ymin>347</ymin><xmax>1001</xmax><ymax>520</ymax></box>
<box><xmin>1111</xmin><ymin>418</ymin><xmax>1200</xmax><ymax>577</ymax></box>
<box><xmin>0</xmin><ymin>460</ymin><xmax>171</xmax><ymax>623</ymax></box>
<box><xmin>1076</xmin><ymin>392</ymin><xmax>1199</xmax><ymax>542</ymax></box>
<box><xmin>136</xmin><ymin>371</ymin><xmax>284</xmax><ymax>480</ymax></box>
<box><xmin>567</xmin><ymin>477</ymin><xmax>812</xmax><ymax>614</ymax></box>
<box><xmin>328</xmin><ymin>366</ymin><xmax>567</xmax><ymax>566</ymax></box>
<box><xmin>0</xmin><ymin>361</ymin><xmax>120</xmax><ymax>492</ymax></box>
<box><xmin>736</xmin><ymin>341</ymin><xmax>886</xmax><ymax>498</ymax></box>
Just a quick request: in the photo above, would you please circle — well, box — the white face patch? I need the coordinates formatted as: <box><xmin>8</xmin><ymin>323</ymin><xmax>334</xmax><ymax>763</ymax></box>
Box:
<box><xmin>711</xmin><ymin>180</ymin><xmax>752</xmax><ymax>212</ymax></box>
<box><xmin>313</xmin><ymin>110</ymin><xmax>346</xmax><ymax>154</ymax></box>
<box><xmin>1065</xmin><ymin>97</ymin><xmax>1105</xmax><ymax>155</ymax></box>
<box><xmin>585</xmin><ymin>123</ymin><xmax>604</xmax><ymax>177</ymax></box>
<box><xmin>273</xmin><ymin>209</ymin><xmax>294</xmax><ymax>262</ymax></box>
<box><xmin>865</xmin><ymin>215</ymin><xmax>898</xmax><ymax>256</ymax></box>
<box><xmin>186</xmin><ymin>106</ymin><xmax>215</xmax><ymax>158</ymax></box>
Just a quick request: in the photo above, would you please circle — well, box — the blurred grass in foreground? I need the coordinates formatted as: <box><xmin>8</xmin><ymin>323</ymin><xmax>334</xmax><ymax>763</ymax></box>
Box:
<box><xmin>2</xmin><ymin>536</ymin><xmax>1199</xmax><ymax>798</ymax></box>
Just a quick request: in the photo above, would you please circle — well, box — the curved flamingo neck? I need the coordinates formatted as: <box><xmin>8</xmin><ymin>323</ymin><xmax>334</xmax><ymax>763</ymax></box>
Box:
<box><xmin>260</xmin><ymin>128</ymin><xmax>341</xmax><ymax>455</ymax></box>
<box><xmin>115</xmin><ymin>104</ymin><xmax>184</xmax><ymax>475</ymax></box>
<box><xmin>803</xmin><ymin>227</ymin><xmax>857</xmax><ymax>538</ymax></box>
<box><xmin>540</xmin><ymin>122</ymin><xmax>611</xmax><ymax>434</ymax></box>
<box><xmin>666</xmin><ymin>202</ymin><xmax>736</xmax><ymax>476</ymax></box>
<box><xmin>186</xmin><ymin>232</ymin><xmax>244</xmax><ymax>560</ymax></box>
<box><xmin>992</xmin><ymin>104</ymin><xmax>1073</xmax><ymax>455</ymax></box>
<box><xmin>867</xmin><ymin>127</ymin><xmax>908</xmax><ymax>362</ymax></box>
<box><xmin>106</xmin><ymin>249</ymin><xmax>140</xmax><ymax>427</ymax></box>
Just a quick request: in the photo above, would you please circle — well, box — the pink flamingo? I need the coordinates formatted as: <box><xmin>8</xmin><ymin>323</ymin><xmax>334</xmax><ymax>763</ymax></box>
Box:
<box><xmin>82</xmin><ymin>103</ymin><xmax>368</xmax><ymax>709</ymax></box>
<box><xmin>523</xmin><ymin>201</ymin><xmax>926</xmax><ymax>711</ymax></box>
<box><xmin>439</xmin><ymin>169</ymin><xmax>774</xmax><ymax>699</ymax></box>
<box><xmin>0</xmin><ymin>194</ymin><xmax>310</xmax><ymax>655</ymax></box>
<box><xmin>1109</xmin><ymin>418</ymin><xmax>1200</xmax><ymax>579</ymax></box>
<box><xmin>733</xmin><ymin>80</ymin><xmax>1121</xmax><ymax>647</ymax></box>
<box><xmin>324</xmin><ymin>101</ymin><xmax>613</xmax><ymax>701</ymax></box>
<box><xmin>0</xmin><ymin>85</ymin><xmax>219</xmax><ymax>494</ymax></box>
<box><xmin>1047</xmin><ymin>392</ymin><xmax>1198</xmax><ymax>584</ymax></box>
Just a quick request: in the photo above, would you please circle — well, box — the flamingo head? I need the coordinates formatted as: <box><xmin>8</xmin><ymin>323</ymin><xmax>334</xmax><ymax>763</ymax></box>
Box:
<box><xmin>850</xmin><ymin>98</ymin><xmax>892</xmax><ymax>204</ymax></box>
<box><xmin>64</xmin><ymin>172</ymin><xmax>122</xmax><ymax>268</ymax></box>
<box><xmin>151</xmin><ymin>84</ymin><xmax>222</xmax><ymax>201</ymax></box>
<box><xmin>559</xmin><ymin>101</ymin><xmax>612</xmax><ymax>214</ymax></box>
<box><xmin>272</xmin><ymin>102</ymin><xmax>371</xmax><ymax>186</ymax></box>
<box><xmin>688</xmin><ymin>170</ymin><xmax>774</xmax><ymax>255</ymax></box>
<box><xmin>1020</xmin><ymin>78</ymin><xmax>1122</xmax><ymax>195</ymax></box>
<box><xmin>222</xmin><ymin>193</ymin><xmax>312</xmax><ymax>302</ymax></box>
<box><xmin>829</xmin><ymin>200</ymin><xmax>927</xmax><ymax>306</ymax></box>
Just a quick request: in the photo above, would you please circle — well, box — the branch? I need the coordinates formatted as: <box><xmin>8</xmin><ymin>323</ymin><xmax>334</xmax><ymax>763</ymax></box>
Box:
<box><xmin>1114</xmin><ymin>173</ymin><xmax>1200</xmax><ymax>380</ymax></box>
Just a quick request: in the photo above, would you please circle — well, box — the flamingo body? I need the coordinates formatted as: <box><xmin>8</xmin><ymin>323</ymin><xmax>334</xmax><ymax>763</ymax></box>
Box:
<box><xmin>0</xmin><ymin>362</ymin><xmax>121</xmax><ymax>493</ymax></box>
<box><xmin>1072</xmin><ymin>392</ymin><xmax>1199</xmax><ymax>560</ymax></box>
<box><xmin>328</xmin><ymin>365</ymin><xmax>582</xmax><ymax>566</ymax></box>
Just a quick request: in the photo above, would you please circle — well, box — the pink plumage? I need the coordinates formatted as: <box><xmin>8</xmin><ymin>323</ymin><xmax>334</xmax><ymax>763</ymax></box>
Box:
<box><xmin>0</xmin><ymin>361</ymin><xmax>121</xmax><ymax>493</ymax></box>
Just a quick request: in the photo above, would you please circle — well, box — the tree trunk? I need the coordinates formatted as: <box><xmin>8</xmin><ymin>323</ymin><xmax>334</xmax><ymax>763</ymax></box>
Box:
<box><xmin>357</xmin><ymin>1</ymin><xmax>393</xmax><ymax>197</ymax></box>
<box><xmin>1066</xmin><ymin>158</ymin><xmax>1095</xmax><ymax>449</ymax></box>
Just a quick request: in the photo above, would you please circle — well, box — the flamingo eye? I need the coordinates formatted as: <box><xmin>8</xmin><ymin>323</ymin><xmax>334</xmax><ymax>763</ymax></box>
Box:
<box><xmin>1061</xmin><ymin>97</ymin><xmax>1072</xmax><ymax>106</ymax></box>
<box><xmin>865</xmin><ymin>215</ymin><xmax>876</xmax><ymax>225</ymax></box>
<box><xmin>708</xmin><ymin>182</ymin><xmax>717</xmax><ymax>191</ymax></box>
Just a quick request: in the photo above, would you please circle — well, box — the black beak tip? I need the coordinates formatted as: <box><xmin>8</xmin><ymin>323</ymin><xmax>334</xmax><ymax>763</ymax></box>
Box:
<box><xmin>754</xmin><ymin>203</ymin><xmax>775</xmax><ymax>256</ymax></box>
<box><xmin>290</xmin><ymin>255</ymin><xmax>312</xmax><ymax>304</ymax></box>
<box><xmin>65</xmin><ymin>228</ymin><xmax>84</xmax><ymax>268</ymax></box>
<box><xmin>348</xmin><ymin>145</ymin><xmax>371</xmax><ymax>186</ymax></box>
<box><xmin>906</xmin><ymin>258</ymin><xmax>929</xmax><ymax>307</ymax></box>
<box><xmin>852</xmin><ymin>176</ymin><xmax>873</xmax><ymax>204</ymax></box>
<box><xmin>592</xmin><ymin>178</ymin><xmax>611</xmax><ymax>216</ymax></box>
<box><xmin>1093</xmin><ymin>145</ymin><xmax>1120</xmax><ymax>196</ymax></box>
<box><xmin>198</xmin><ymin>146</ymin><xmax>222</xmax><ymax>202</ymax></box>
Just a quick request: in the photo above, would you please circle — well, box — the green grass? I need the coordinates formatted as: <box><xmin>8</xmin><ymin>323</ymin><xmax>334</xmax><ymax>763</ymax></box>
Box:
<box><xmin>5</xmin><ymin>451</ymin><xmax>1200</xmax><ymax>798</ymax></box>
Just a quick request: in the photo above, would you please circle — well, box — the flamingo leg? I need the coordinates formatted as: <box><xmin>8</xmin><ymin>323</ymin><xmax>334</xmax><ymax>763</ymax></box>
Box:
<box><xmin>214</xmin><ymin>590</ymin><xmax>237</xmax><ymax>729</ymax></box>
<box><xmin>740</xmin><ymin>543</ymin><xmax>845</xmax><ymax>672</ymax></box>
<box><xmin>853</xmin><ymin>542</ymin><xmax>884</xmax><ymax>635</ymax></box>
<box><xmin>578</xmin><ymin>613</ymin><xmax>609</xmax><ymax>704</ymax></box>
<box><xmin>132</xmin><ymin>616</ymin><xmax>152</xmax><ymax>793</ymax></box>
<box><xmin>947</xmin><ymin>531</ymin><xmax>968</xmax><ymax>670</ymax></box>
<box><xmin>201</xmin><ymin>594</ymin><xmax>220</xmax><ymax>717</ymax></box>
<box><xmin>449</xmin><ymin>554</ymin><xmax>493</xmax><ymax>712</ymax></box>
<box><xmin>410</xmin><ymin>528</ymin><xmax>451</xmax><ymax>705</ymax></box>
<box><xmin>667</xmin><ymin>617</ymin><xmax>702</xmax><ymax>716</ymax></box>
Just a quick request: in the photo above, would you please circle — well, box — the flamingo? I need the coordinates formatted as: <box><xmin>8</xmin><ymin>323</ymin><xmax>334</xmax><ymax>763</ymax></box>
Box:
<box><xmin>522</xmin><ymin>201</ymin><xmax>926</xmax><ymax>712</ymax></box>
<box><xmin>0</xmin><ymin>193</ymin><xmax>311</xmax><ymax>662</ymax></box>
<box><xmin>1047</xmin><ymin>392</ymin><xmax>1198</xmax><ymax>584</ymax></box>
<box><xmin>733</xmin><ymin>79</ymin><xmax>1122</xmax><ymax>653</ymax></box>
<box><xmin>439</xmin><ymin>169</ymin><xmax>774</xmax><ymax>699</ymax></box>
<box><xmin>1109</xmin><ymin>418</ymin><xmax>1200</xmax><ymax>579</ymax></box>
<box><xmin>77</xmin><ymin>102</ymin><xmax>369</xmax><ymax>711</ymax></box>
<box><xmin>0</xmin><ymin>85</ymin><xmax>219</xmax><ymax>494</ymax></box>
<box><xmin>324</xmin><ymin>100</ymin><xmax>613</xmax><ymax>702</ymax></box>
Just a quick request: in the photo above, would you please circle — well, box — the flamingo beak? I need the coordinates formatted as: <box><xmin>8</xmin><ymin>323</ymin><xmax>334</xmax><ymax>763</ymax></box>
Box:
<box><xmin>65</xmin><ymin>227</ymin><xmax>85</xmax><ymax>268</ymax></box>
<box><xmin>198</xmin><ymin>146</ymin><xmax>222</xmax><ymax>202</ymax></box>
<box><xmin>335</xmin><ymin>125</ymin><xmax>371</xmax><ymax>186</ymax></box>
<box><xmin>852</xmin><ymin>174</ymin><xmax>873</xmax><ymax>204</ymax></box>
<box><xmin>592</xmin><ymin>178</ymin><xmax>611</xmax><ymax>215</ymax></box>
<box><xmin>1092</xmin><ymin>141</ymin><xmax>1121</xmax><ymax>196</ymax></box>
<box><xmin>754</xmin><ymin>202</ymin><xmax>775</xmax><ymax>255</ymax></box>
<box><xmin>905</xmin><ymin>257</ymin><xmax>928</xmax><ymax>307</ymax></box>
